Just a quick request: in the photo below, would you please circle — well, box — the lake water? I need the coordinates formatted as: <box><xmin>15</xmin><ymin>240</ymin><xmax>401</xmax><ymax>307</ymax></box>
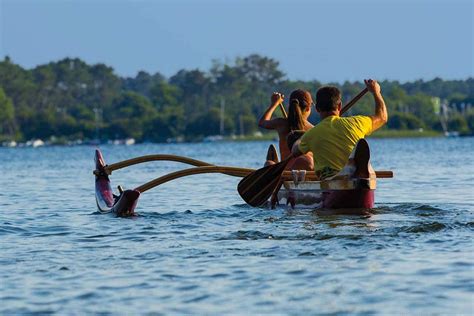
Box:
<box><xmin>1</xmin><ymin>137</ymin><xmax>473</xmax><ymax>314</ymax></box>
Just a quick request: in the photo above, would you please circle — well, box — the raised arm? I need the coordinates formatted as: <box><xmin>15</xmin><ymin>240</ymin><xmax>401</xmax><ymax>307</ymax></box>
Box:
<box><xmin>258</xmin><ymin>92</ymin><xmax>285</xmax><ymax>130</ymax></box>
<box><xmin>365</xmin><ymin>79</ymin><xmax>388</xmax><ymax>132</ymax></box>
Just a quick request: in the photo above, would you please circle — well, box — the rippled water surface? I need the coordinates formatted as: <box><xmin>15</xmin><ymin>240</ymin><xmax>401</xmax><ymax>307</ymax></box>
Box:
<box><xmin>1</xmin><ymin>138</ymin><xmax>473</xmax><ymax>314</ymax></box>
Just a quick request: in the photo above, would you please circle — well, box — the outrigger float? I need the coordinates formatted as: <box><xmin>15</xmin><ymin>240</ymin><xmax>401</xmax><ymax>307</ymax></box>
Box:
<box><xmin>94</xmin><ymin>139</ymin><xmax>393</xmax><ymax>217</ymax></box>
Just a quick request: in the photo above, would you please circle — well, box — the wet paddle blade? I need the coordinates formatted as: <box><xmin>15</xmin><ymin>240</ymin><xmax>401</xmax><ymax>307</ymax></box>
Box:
<box><xmin>238</xmin><ymin>158</ymin><xmax>291</xmax><ymax>207</ymax></box>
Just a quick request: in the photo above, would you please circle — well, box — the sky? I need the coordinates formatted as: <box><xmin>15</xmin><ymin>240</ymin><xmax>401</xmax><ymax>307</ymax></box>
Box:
<box><xmin>0</xmin><ymin>0</ymin><xmax>473</xmax><ymax>82</ymax></box>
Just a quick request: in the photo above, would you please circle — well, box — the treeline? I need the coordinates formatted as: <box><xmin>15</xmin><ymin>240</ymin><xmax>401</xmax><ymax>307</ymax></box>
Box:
<box><xmin>0</xmin><ymin>55</ymin><xmax>473</xmax><ymax>142</ymax></box>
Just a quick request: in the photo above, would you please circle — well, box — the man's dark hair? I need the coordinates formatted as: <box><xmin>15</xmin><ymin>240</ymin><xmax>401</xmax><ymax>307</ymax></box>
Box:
<box><xmin>315</xmin><ymin>86</ymin><xmax>341</xmax><ymax>112</ymax></box>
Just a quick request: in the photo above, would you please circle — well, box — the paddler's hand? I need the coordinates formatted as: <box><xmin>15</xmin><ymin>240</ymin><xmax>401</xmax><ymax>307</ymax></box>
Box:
<box><xmin>271</xmin><ymin>92</ymin><xmax>284</xmax><ymax>105</ymax></box>
<box><xmin>364</xmin><ymin>79</ymin><xmax>381</xmax><ymax>95</ymax></box>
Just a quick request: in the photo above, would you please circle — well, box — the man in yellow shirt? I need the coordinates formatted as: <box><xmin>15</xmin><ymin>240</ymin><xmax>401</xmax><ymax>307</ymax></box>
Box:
<box><xmin>292</xmin><ymin>79</ymin><xmax>388</xmax><ymax>178</ymax></box>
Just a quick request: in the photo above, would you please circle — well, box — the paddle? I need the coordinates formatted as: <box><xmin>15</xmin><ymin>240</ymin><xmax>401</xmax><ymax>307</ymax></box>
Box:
<box><xmin>238</xmin><ymin>87</ymin><xmax>369</xmax><ymax>207</ymax></box>
<box><xmin>237</xmin><ymin>155</ymin><xmax>293</xmax><ymax>207</ymax></box>
<box><xmin>340</xmin><ymin>88</ymin><xmax>368</xmax><ymax>115</ymax></box>
<box><xmin>279</xmin><ymin>103</ymin><xmax>288</xmax><ymax>118</ymax></box>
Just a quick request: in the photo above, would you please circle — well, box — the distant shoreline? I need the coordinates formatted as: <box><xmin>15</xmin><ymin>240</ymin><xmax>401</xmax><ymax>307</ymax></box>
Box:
<box><xmin>231</xmin><ymin>130</ymin><xmax>444</xmax><ymax>142</ymax></box>
<box><xmin>4</xmin><ymin>130</ymin><xmax>471</xmax><ymax>148</ymax></box>
<box><xmin>368</xmin><ymin>130</ymin><xmax>443</xmax><ymax>138</ymax></box>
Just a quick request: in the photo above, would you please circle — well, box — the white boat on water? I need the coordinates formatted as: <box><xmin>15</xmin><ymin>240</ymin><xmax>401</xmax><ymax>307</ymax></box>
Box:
<box><xmin>203</xmin><ymin>135</ymin><xmax>224</xmax><ymax>142</ymax></box>
<box><xmin>25</xmin><ymin>139</ymin><xmax>45</xmax><ymax>147</ymax></box>
<box><xmin>2</xmin><ymin>141</ymin><xmax>17</xmax><ymax>147</ymax></box>
<box><xmin>445</xmin><ymin>131</ymin><xmax>460</xmax><ymax>137</ymax></box>
<box><xmin>125</xmin><ymin>138</ymin><xmax>135</xmax><ymax>146</ymax></box>
<box><xmin>108</xmin><ymin>138</ymin><xmax>136</xmax><ymax>145</ymax></box>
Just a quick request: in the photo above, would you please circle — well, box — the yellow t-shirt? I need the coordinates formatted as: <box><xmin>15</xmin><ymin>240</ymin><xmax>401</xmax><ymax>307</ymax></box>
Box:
<box><xmin>298</xmin><ymin>115</ymin><xmax>373</xmax><ymax>173</ymax></box>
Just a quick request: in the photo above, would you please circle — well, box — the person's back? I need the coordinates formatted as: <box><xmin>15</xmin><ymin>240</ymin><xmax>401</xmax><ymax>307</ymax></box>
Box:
<box><xmin>258</xmin><ymin>89</ymin><xmax>314</xmax><ymax>169</ymax></box>
<box><xmin>293</xmin><ymin>79</ymin><xmax>388</xmax><ymax>178</ymax></box>
<box><xmin>299</xmin><ymin>115</ymin><xmax>372</xmax><ymax>176</ymax></box>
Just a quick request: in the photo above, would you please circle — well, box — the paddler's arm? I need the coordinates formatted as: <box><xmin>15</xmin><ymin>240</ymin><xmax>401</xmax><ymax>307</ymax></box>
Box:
<box><xmin>291</xmin><ymin>124</ymin><xmax>313</xmax><ymax>158</ymax></box>
<box><xmin>258</xmin><ymin>92</ymin><xmax>285</xmax><ymax>130</ymax></box>
<box><xmin>365</xmin><ymin>79</ymin><xmax>388</xmax><ymax>132</ymax></box>
<box><xmin>291</xmin><ymin>139</ymin><xmax>304</xmax><ymax>157</ymax></box>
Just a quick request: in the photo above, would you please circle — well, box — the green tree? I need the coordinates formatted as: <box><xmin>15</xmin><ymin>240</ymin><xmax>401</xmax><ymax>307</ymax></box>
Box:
<box><xmin>169</xmin><ymin>69</ymin><xmax>210</xmax><ymax>123</ymax></box>
<box><xmin>403</xmin><ymin>93</ymin><xmax>438</xmax><ymax>127</ymax></box>
<box><xmin>387</xmin><ymin>112</ymin><xmax>425</xmax><ymax>130</ymax></box>
<box><xmin>466</xmin><ymin>113</ymin><xmax>474</xmax><ymax>133</ymax></box>
<box><xmin>185</xmin><ymin>108</ymin><xmax>234</xmax><ymax>138</ymax></box>
<box><xmin>0</xmin><ymin>54</ymin><xmax>472</xmax><ymax>142</ymax></box>
<box><xmin>0</xmin><ymin>87</ymin><xmax>16</xmax><ymax>138</ymax></box>
<box><xmin>150</xmin><ymin>81</ymin><xmax>181</xmax><ymax>110</ymax></box>
<box><xmin>106</xmin><ymin>92</ymin><xmax>157</xmax><ymax>140</ymax></box>
<box><xmin>236</xmin><ymin>54</ymin><xmax>285</xmax><ymax>86</ymax></box>
<box><xmin>448</xmin><ymin>114</ymin><xmax>469</xmax><ymax>133</ymax></box>
<box><xmin>122</xmin><ymin>71</ymin><xmax>165</xmax><ymax>98</ymax></box>
<box><xmin>145</xmin><ymin>107</ymin><xmax>186</xmax><ymax>142</ymax></box>
<box><xmin>238</xmin><ymin>114</ymin><xmax>258</xmax><ymax>135</ymax></box>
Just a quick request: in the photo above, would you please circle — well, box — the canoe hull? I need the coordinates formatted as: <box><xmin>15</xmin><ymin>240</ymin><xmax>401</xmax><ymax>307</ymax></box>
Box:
<box><xmin>95</xmin><ymin>149</ymin><xmax>140</xmax><ymax>216</ymax></box>
<box><xmin>322</xmin><ymin>189</ymin><xmax>374</xmax><ymax>209</ymax></box>
<box><xmin>277</xmin><ymin>139</ymin><xmax>377</xmax><ymax>210</ymax></box>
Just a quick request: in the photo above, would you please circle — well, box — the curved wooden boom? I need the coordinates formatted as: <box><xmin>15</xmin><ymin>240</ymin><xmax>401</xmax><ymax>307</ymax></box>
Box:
<box><xmin>104</xmin><ymin>154</ymin><xmax>214</xmax><ymax>174</ymax></box>
<box><xmin>135</xmin><ymin>166</ymin><xmax>252</xmax><ymax>193</ymax></box>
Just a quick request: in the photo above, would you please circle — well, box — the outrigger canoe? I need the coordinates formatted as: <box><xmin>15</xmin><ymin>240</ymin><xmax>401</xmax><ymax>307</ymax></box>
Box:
<box><xmin>94</xmin><ymin>139</ymin><xmax>392</xmax><ymax>217</ymax></box>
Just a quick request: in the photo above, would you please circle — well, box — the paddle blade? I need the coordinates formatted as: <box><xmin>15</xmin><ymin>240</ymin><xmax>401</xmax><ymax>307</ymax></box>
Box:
<box><xmin>238</xmin><ymin>158</ymin><xmax>291</xmax><ymax>207</ymax></box>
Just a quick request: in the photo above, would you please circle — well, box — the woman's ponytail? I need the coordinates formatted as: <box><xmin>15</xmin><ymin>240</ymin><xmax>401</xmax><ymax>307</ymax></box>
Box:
<box><xmin>287</xmin><ymin>89</ymin><xmax>311</xmax><ymax>131</ymax></box>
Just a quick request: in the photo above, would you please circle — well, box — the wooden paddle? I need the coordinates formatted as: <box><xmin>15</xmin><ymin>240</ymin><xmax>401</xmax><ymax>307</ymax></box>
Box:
<box><xmin>279</xmin><ymin>103</ymin><xmax>288</xmax><ymax>118</ymax></box>
<box><xmin>340</xmin><ymin>88</ymin><xmax>368</xmax><ymax>115</ymax></box>
<box><xmin>238</xmin><ymin>87</ymin><xmax>369</xmax><ymax>207</ymax></box>
<box><xmin>237</xmin><ymin>155</ymin><xmax>293</xmax><ymax>207</ymax></box>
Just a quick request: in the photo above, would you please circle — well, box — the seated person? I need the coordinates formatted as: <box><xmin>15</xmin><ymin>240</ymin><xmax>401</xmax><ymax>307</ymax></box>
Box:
<box><xmin>292</xmin><ymin>79</ymin><xmax>388</xmax><ymax>179</ymax></box>
<box><xmin>259</xmin><ymin>89</ymin><xmax>314</xmax><ymax>170</ymax></box>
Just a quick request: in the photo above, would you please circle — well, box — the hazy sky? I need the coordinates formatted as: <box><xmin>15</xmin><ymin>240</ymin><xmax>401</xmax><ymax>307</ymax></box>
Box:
<box><xmin>1</xmin><ymin>0</ymin><xmax>472</xmax><ymax>82</ymax></box>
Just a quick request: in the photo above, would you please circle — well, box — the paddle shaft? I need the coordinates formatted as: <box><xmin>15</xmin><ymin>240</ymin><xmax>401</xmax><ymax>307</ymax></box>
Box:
<box><xmin>340</xmin><ymin>88</ymin><xmax>369</xmax><ymax>115</ymax></box>
<box><xmin>279</xmin><ymin>103</ymin><xmax>288</xmax><ymax>118</ymax></box>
